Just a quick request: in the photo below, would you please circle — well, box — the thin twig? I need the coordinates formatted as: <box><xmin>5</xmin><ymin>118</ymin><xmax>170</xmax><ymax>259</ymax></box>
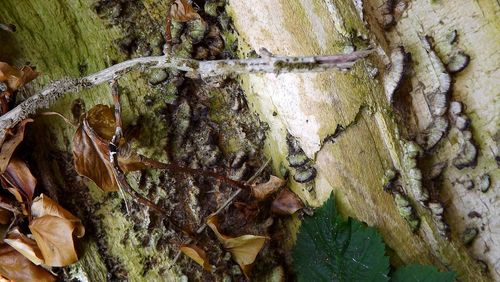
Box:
<box><xmin>108</xmin><ymin>80</ymin><xmax>187</xmax><ymax>233</ymax></box>
<box><xmin>139</xmin><ymin>155</ymin><xmax>248</xmax><ymax>189</ymax></box>
<box><xmin>0</xmin><ymin>50</ymin><xmax>372</xmax><ymax>142</ymax></box>
<box><xmin>164</xmin><ymin>0</ymin><xmax>173</xmax><ymax>55</ymax></box>
<box><xmin>39</xmin><ymin>111</ymin><xmax>77</xmax><ymax>127</ymax></box>
<box><xmin>0</xmin><ymin>23</ymin><xmax>16</xmax><ymax>33</ymax></box>
<box><xmin>108</xmin><ymin>80</ymin><xmax>163</xmax><ymax>214</ymax></box>
<box><xmin>109</xmin><ymin>80</ymin><xmax>131</xmax><ymax>215</ymax></box>
<box><xmin>171</xmin><ymin>158</ymin><xmax>271</xmax><ymax>267</ymax></box>
<box><xmin>0</xmin><ymin>201</ymin><xmax>22</xmax><ymax>215</ymax></box>
<box><xmin>195</xmin><ymin>157</ymin><xmax>271</xmax><ymax>234</ymax></box>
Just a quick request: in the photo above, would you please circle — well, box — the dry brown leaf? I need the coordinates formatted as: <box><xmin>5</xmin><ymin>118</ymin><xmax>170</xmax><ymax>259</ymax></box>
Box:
<box><xmin>6</xmin><ymin>188</ymin><xmax>23</xmax><ymax>203</ymax></box>
<box><xmin>0</xmin><ymin>63</ymin><xmax>39</xmax><ymax>93</ymax></box>
<box><xmin>0</xmin><ymin>208</ymin><xmax>10</xmax><ymax>225</ymax></box>
<box><xmin>0</xmin><ymin>244</ymin><xmax>55</xmax><ymax>282</ymax></box>
<box><xmin>29</xmin><ymin>215</ymin><xmax>79</xmax><ymax>267</ymax></box>
<box><xmin>31</xmin><ymin>194</ymin><xmax>85</xmax><ymax>238</ymax></box>
<box><xmin>170</xmin><ymin>0</ymin><xmax>200</xmax><ymax>22</ymax></box>
<box><xmin>206</xmin><ymin>214</ymin><xmax>268</xmax><ymax>277</ymax></box>
<box><xmin>0</xmin><ymin>119</ymin><xmax>33</xmax><ymax>173</ymax></box>
<box><xmin>4</xmin><ymin>227</ymin><xmax>44</xmax><ymax>265</ymax></box>
<box><xmin>251</xmin><ymin>175</ymin><xmax>286</xmax><ymax>201</ymax></box>
<box><xmin>72</xmin><ymin>104</ymin><xmax>146</xmax><ymax>192</ymax></box>
<box><xmin>271</xmin><ymin>189</ymin><xmax>304</xmax><ymax>215</ymax></box>
<box><xmin>180</xmin><ymin>244</ymin><xmax>214</xmax><ymax>272</ymax></box>
<box><xmin>1</xmin><ymin>157</ymin><xmax>36</xmax><ymax>201</ymax></box>
<box><xmin>29</xmin><ymin>194</ymin><xmax>84</xmax><ymax>267</ymax></box>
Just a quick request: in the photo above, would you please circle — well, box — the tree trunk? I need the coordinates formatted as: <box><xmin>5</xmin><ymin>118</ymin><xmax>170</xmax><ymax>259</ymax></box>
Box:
<box><xmin>228</xmin><ymin>0</ymin><xmax>499</xmax><ymax>280</ymax></box>
<box><xmin>0</xmin><ymin>0</ymin><xmax>498</xmax><ymax>281</ymax></box>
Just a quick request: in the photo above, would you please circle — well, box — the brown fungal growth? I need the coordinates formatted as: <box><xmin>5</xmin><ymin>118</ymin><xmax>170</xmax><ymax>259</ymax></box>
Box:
<box><xmin>286</xmin><ymin>134</ymin><xmax>317</xmax><ymax>184</ymax></box>
<box><xmin>428</xmin><ymin>202</ymin><xmax>450</xmax><ymax>239</ymax></box>
<box><xmin>415</xmin><ymin>36</ymin><xmax>453</xmax><ymax>151</ymax></box>
<box><xmin>447</xmin><ymin>51</ymin><xmax>470</xmax><ymax>74</ymax></box>
<box><xmin>449</xmin><ymin>101</ymin><xmax>478</xmax><ymax>169</ymax></box>
<box><xmin>400</xmin><ymin>140</ymin><xmax>429</xmax><ymax>204</ymax></box>
<box><xmin>378</xmin><ymin>0</ymin><xmax>408</xmax><ymax>29</ymax></box>
<box><xmin>382</xmin><ymin>170</ymin><xmax>420</xmax><ymax>232</ymax></box>
<box><xmin>384</xmin><ymin>47</ymin><xmax>410</xmax><ymax>103</ymax></box>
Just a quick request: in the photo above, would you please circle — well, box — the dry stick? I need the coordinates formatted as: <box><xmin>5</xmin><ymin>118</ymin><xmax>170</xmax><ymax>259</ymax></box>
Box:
<box><xmin>108</xmin><ymin>80</ymin><xmax>131</xmax><ymax>215</ymax></box>
<box><xmin>164</xmin><ymin>0</ymin><xmax>173</xmax><ymax>55</ymax></box>
<box><xmin>139</xmin><ymin>155</ymin><xmax>248</xmax><ymax>189</ymax></box>
<box><xmin>0</xmin><ymin>201</ymin><xmax>21</xmax><ymax>215</ymax></box>
<box><xmin>0</xmin><ymin>49</ymin><xmax>373</xmax><ymax>142</ymax></box>
<box><xmin>108</xmin><ymin>80</ymin><xmax>163</xmax><ymax>214</ymax></box>
<box><xmin>0</xmin><ymin>23</ymin><xmax>16</xmax><ymax>33</ymax></box>
<box><xmin>170</xmin><ymin>158</ymin><xmax>271</xmax><ymax>267</ymax></box>
<box><xmin>39</xmin><ymin>111</ymin><xmax>77</xmax><ymax>127</ymax></box>
<box><xmin>108</xmin><ymin>80</ymin><xmax>187</xmax><ymax>234</ymax></box>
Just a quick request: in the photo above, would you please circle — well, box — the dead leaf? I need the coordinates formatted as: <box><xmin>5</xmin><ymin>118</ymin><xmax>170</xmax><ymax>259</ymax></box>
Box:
<box><xmin>31</xmin><ymin>194</ymin><xmax>84</xmax><ymax>238</ymax></box>
<box><xmin>72</xmin><ymin>104</ymin><xmax>146</xmax><ymax>191</ymax></box>
<box><xmin>4</xmin><ymin>227</ymin><xmax>44</xmax><ymax>265</ymax></box>
<box><xmin>206</xmin><ymin>214</ymin><xmax>268</xmax><ymax>277</ymax></box>
<box><xmin>29</xmin><ymin>215</ymin><xmax>79</xmax><ymax>267</ymax></box>
<box><xmin>170</xmin><ymin>0</ymin><xmax>200</xmax><ymax>22</ymax></box>
<box><xmin>271</xmin><ymin>189</ymin><xmax>304</xmax><ymax>215</ymax></box>
<box><xmin>6</xmin><ymin>188</ymin><xmax>23</xmax><ymax>203</ymax></box>
<box><xmin>0</xmin><ymin>208</ymin><xmax>10</xmax><ymax>225</ymax></box>
<box><xmin>29</xmin><ymin>194</ymin><xmax>84</xmax><ymax>267</ymax></box>
<box><xmin>1</xmin><ymin>157</ymin><xmax>36</xmax><ymax>201</ymax></box>
<box><xmin>0</xmin><ymin>63</ymin><xmax>39</xmax><ymax>93</ymax></box>
<box><xmin>0</xmin><ymin>119</ymin><xmax>33</xmax><ymax>173</ymax></box>
<box><xmin>180</xmin><ymin>244</ymin><xmax>214</xmax><ymax>272</ymax></box>
<box><xmin>0</xmin><ymin>243</ymin><xmax>55</xmax><ymax>282</ymax></box>
<box><xmin>251</xmin><ymin>175</ymin><xmax>286</xmax><ymax>201</ymax></box>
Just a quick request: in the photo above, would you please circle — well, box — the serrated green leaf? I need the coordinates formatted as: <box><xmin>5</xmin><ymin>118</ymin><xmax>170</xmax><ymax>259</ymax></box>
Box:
<box><xmin>390</xmin><ymin>264</ymin><xmax>455</xmax><ymax>282</ymax></box>
<box><xmin>292</xmin><ymin>193</ymin><xmax>390</xmax><ymax>282</ymax></box>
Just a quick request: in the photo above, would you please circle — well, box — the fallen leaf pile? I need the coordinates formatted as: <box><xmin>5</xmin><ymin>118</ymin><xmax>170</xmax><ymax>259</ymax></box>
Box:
<box><xmin>0</xmin><ymin>61</ymin><xmax>85</xmax><ymax>281</ymax></box>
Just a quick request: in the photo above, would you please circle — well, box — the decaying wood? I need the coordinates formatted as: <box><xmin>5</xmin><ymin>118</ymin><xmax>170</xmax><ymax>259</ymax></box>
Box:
<box><xmin>229</xmin><ymin>0</ymin><xmax>498</xmax><ymax>280</ymax></box>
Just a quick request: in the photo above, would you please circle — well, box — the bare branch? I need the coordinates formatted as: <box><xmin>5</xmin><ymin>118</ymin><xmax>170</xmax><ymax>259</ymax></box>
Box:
<box><xmin>0</xmin><ymin>50</ymin><xmax>372</xmax><ymax>141</ymax></box>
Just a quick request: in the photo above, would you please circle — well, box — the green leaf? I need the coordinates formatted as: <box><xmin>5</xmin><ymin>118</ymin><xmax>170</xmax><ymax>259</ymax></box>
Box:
<box><xmin>390</xmin><ymin>264</ymin><xmax>456</xmax><ymax>282</ymax></box>
<box><xmin>292</xmin><ymin>193</ymin><xmax>390</xmax><ymax>282</ymax></box>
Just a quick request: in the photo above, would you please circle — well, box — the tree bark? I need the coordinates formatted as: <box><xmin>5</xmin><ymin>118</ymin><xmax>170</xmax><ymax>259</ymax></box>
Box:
<box><xmin>228</xmin><ymin>0</ymin><xmax>498</xmax><ymax>281</ymax></box>
<box><xmin>0</xmin><ymin>0</ymin><xmax>498</xmax><ymax>281</ymax></box>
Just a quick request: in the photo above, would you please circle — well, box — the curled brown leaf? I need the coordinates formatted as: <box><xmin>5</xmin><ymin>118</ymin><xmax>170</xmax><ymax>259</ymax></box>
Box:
<box><xmin>72</xmin><ymin>104</ymin><xmax>145</xmax><ymax>192</ymax></box>
<box><xmin>0</xmin><ymin>63</ymin><xmax>39</xmax><ymax>93</ymax></box>
<box><xmin>29</xmin><ymin>194</ymin><xmax>84</xmax><ymax>267</ymax></box>
<box><xmin>271</xmin><ymin>189</ymin><xmax>304</xmax><ymax>215</ymax></box>
<box><xmin>0</xmin><ymin>208</ymin><xmax>10</xmax><ymax>225</ymax></box>
<box><xmin>1</xmin><ymin>157</ymin><xmax>36</xmax><ymax>202</ymax></box>
<box><xmin>251</xmin><ymin>175</ymin><xmax>286</xmax><ymax>201</ymax></box>
<box><xmin>4</xmin><ymin>227</ymin><xmax>44</xmax><ymax>265</ymax></box>
<box><xmin>31</xmin><ymin>194</ymin><xmax>85</xmax><ymax>238</ymax></box>
<box><xmin>170</xmin><ymin>0</ymin><xmax>200</xmax><ymax>22</ymax></box>
<box><xmin>206</xmin><ymin>214</ymin><xmax>268</xmax><ymax>277</ymax></box>
<box><xmin>29</xmin><ymin>215</ymin><xmax>79</xmax><ymax>267</ymax></box>
<box><xmin>0</xmin><ymin>119</ymin><xmax>33</xmax><ymax>173</ymax></box>
<box><xmin>0</xmin><ymin>243</ymin><xmax>55</xmax><ymax>282</ymax></box>
<box><xmin>180</xmin><ymin>244</ymin><xmax>214</xmax><ymax>272</ymax></box>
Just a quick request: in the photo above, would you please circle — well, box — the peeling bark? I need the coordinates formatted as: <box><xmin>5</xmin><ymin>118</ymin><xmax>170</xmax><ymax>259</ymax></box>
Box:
<box><xmin>229</xmin><ymin>0</ymin><xmax>498</xmax><ymax>280</ymax></box>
